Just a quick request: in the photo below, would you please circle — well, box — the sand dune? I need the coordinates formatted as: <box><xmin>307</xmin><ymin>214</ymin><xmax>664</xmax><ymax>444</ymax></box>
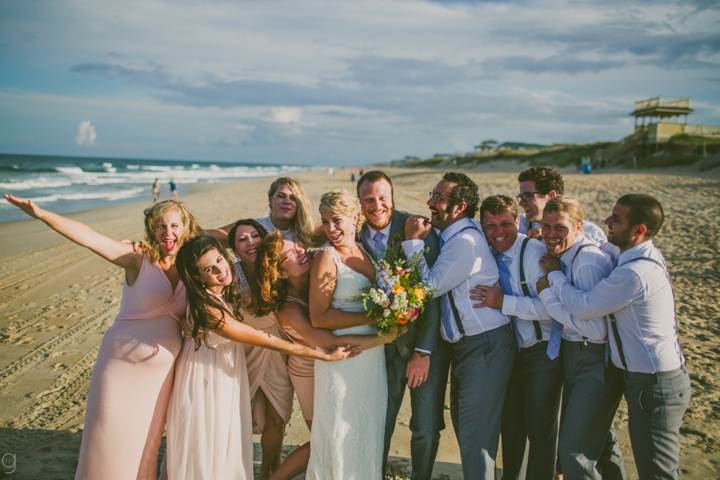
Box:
<box><xmin>1</xmin><ymin>166</ymin><xmax>718</xmax><ymax>478</ymax></box>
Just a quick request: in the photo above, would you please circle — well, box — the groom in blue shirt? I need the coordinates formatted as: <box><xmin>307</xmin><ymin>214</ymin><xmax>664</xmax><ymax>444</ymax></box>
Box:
<box><xmin>356</xmin><ymin>171</ymin><xmax>449</xmax><ymax>480</ymax></box>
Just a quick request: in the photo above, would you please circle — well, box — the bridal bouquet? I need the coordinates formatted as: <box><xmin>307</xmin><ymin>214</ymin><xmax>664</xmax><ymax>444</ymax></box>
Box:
<box><xmin>362</xmin><ymin>242</ymin><xmax>435</xmax><ymax>338</ymax></box>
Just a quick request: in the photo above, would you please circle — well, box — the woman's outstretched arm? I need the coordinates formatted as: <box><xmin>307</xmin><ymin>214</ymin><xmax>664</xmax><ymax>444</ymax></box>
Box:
<box><xmin>211</xmin><ymin>307</ymin><xmax>354</xmax><ymax>361</ymax></box>
<box><xmin>278</xmin><ymin>301</ymin><xmax>393</xmax><ymax>353</ymax></box>
<box><xmin>4</xmin><ymin>194</ymin><xmax>141</xmax><ymax>273</ymax></box>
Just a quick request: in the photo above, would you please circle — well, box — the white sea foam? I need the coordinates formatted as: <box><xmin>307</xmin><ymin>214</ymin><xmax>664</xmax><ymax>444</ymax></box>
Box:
<box><xmin>30</xmin><ymin>187</ymin><xmax>146</xmax><ymax>204</ymax></box>
<box><xmin>55</xmin><ymin>166</ymin><xmax>85</xmax><ymax>175</ymax></box>
<box><xmin>5</xmin><ymin>177</ymin><xmax>74</xmax><ymax>190</ymax></box>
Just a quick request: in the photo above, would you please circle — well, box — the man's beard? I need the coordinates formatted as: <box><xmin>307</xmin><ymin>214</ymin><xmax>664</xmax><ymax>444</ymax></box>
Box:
<box><xmin>367</xmin><ymin>208</ymin><xmax>394</xmax><ymax>230</ymax></box>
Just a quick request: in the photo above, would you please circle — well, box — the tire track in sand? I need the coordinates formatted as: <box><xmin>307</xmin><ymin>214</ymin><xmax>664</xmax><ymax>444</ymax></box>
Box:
<box><xmin>0</xmin><ymin>301</ymin><xmax>119</xmax><ymax>390</ymax></box>
<box><xmin>0</xmin><ymin>272</ymin><xmax>120</xmax><ymax>344</ymax></box>
<box><xmin>10</xmin><ymin>344</ymin><xmax>100</xmax><ymax>430</ymax></box>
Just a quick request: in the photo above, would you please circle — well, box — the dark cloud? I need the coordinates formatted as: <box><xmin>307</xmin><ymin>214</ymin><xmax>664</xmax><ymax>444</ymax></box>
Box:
<box><xmin>483</xmin><ymin>55</ymin><xmax>626</xmax><ymax>75</ymax></box>
<box><xmin>70</xmin><ymin>62</ymin><xmax>172</xmax><ymax>85</ymax></box>
<box><xmin>486</xmin><ymin>15</ymin><xmax>720</xmax><ymax>72</ymax></box>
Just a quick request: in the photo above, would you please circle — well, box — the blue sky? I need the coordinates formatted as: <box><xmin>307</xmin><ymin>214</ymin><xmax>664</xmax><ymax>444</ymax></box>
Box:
<box><xmin>1</xmin><ymin>0</ymin><xmax>718</xmax><ymax>166</ymax></box>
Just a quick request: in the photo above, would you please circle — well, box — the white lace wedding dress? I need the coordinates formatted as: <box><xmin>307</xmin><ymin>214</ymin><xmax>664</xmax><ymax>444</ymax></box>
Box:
<box><xmin>305</xmin><ymin>244</ymin><xmax>387</xmax><ymax>479</ymax></box>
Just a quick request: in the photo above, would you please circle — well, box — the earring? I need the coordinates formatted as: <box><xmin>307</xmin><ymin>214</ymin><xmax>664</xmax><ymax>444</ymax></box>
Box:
<box><xmin>202</xmin><ymin>282</ymin><xmax>206</xmax><ymax>289</ymax></box>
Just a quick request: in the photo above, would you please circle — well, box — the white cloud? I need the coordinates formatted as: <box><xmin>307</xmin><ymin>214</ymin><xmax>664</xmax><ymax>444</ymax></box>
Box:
<box><xmin>263</xmin><ymin>107</ymin><xmax>303</xmax><ymax>124</ymax></box>
<box><xmin>74</xmin><ymin>120</ymin><xmax>97</xmax><ymax>146</ymax></box>
<box><xmin>231</xmin><ymin>123</ymin><xmax>256</xmax><ymax>130</ymax></box>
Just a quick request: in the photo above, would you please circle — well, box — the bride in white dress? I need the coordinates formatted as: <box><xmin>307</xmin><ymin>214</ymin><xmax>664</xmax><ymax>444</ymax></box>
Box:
<box><xmin>306</xmin><ymin>189</ymin><xmax>388</xmax><ymax>479</ymax></box>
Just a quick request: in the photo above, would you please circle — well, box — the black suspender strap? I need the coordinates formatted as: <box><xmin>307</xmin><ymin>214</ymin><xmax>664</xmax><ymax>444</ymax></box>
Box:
<box><xmin>447</xmin><ymin>290</ymin><xmax>466</xmax><ymax>337</ymax></box>
<box><xmin>569</xmin><ymin>243</ymin><xmax>597</xmax><ymax>287</ymax></box>
<box><xmin>608</xmin><ymin>313</ymin><xmax>628</xmax><ymax>369</ymax></box>
<box><xmin>442</xmin><ymin>223</ymin><xmax>483</xmax><ymax>340</ymax></box>
<box><xmin>518</xmin><ymin>237</ymin><xmax>542</xmax><ymax>341</ymax></box>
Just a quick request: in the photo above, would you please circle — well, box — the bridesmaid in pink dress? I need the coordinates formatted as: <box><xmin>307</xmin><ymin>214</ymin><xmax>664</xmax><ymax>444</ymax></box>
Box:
<box><xmin>166</xmin><ymin>235</ymin><xmax>354</xmax><ymax>479</ymax></box>
<box><xmin>3</xmin><ymin>194</ymin><xmax>202</xmax><ymax>480</ymax></box>
<box><xmin>251</xmin><ymin>231</ymin><xmax>396</xmax><ymax>480</ymax></box>
<box><xmin>229</xmin><ymin>219</ymin><xmax>295</xmax><ymax>479</ymax></box>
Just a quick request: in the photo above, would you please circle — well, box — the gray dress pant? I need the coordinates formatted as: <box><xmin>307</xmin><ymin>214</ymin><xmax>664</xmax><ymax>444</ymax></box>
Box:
<box><xmin>448</xmin><ymin>324</ymin><xmax>515</xmax><ymax>480</ymax></box>
<box><xmin>624</xmin><ymin>366</ymin><xmax>691</xmax><ymax>480</ymax></box>
<box><xmin>501</xmin><ymin>341</ymin><xmax>563</xmax><ymax>480</ymax></box>
<box><xmin>382</xmin><ymin>341</ymin><xmax>451</xmax><ymax>480</ymax></box>
<box><xmin>559</xmin><ymin>341</ymin><xmax>626</xmax><ymax>480</ymax></box>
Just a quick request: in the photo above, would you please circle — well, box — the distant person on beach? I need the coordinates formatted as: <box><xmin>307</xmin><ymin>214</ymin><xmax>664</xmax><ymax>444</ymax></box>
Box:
<box><xmin>350</xmin><ymin>170</ymin><xmax>356</xmax><ymax>182</ymax></box>
<box><xmin>170</xmin><ymin>177</ymin><xmax>179</xmax><ymax>199</ymax></box>
<box><xmin>4</xmin><ymin>194</ymin><xmax>202</xmax><ymax>479</ymax></box>
<box><xmin>581</xmin><ymin>156</ymin><xmax>592</xmax><ymax>174</ymax></box>
<box><xmin>152</xmin><ymin>178</ymin><xmax>161</xmax><ymax>202</ymax></box>
<box><xmin>516</xmin><ymin>166</ymin><xmax>606</xmax><ymax>245</ymax></box>
<box><xmin>537</xmin><ymin>194</ymin><xmax>691</xmax><ymax>480</ymax></box>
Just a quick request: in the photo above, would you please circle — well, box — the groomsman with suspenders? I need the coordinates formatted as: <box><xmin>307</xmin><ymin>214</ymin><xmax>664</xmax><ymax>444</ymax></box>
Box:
<box><xmin>519</xmin><ymin>166</ymin><xmax>622</xmax><ymax>478</ymax></box>
<box><xmin>403</xmin><ymin>173</ymin><xmax>515</xmax><ymax>479</ymax></box>
<box><xmin>355</xmin><ymin>171</ymin><xmax>449</xmax><ymax>480</ymax></box>
<box><xmin>537</xmin><ymin>194</ymin><xmax>691</xmax><ymax>479</ymax></box>
<box><xmin>469</xmin><ymin>195</ymin><xmax>562</xmax><ymax>480</ymax></box>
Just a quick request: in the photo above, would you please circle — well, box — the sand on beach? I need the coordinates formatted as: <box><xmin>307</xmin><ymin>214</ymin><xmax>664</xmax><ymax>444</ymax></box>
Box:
<box><xmin>1</xmin><ymin>166</ymin><xmax>719</xmax><ymax>479</ymax></box>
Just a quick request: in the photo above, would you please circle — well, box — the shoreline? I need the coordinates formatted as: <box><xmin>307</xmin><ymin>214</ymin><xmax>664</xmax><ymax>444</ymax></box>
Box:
<box><xmin>1</xmin><ymin>166</ymin><xmax>719</xmax><ymax>478</ymax></box>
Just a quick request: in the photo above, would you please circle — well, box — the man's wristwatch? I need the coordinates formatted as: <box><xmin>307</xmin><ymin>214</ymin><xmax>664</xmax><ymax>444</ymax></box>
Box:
<box><xmin>417</xmin><ymin>351</ymin><xmax>430</xmax><ymax>358</ymax></box>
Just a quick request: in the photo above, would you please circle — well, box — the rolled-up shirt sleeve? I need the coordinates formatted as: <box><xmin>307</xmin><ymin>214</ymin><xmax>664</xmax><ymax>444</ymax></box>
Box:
<box><xmin>503</xmin><ymin>294</ymin><xmax>551</xmax><ymax>321</ymax></box>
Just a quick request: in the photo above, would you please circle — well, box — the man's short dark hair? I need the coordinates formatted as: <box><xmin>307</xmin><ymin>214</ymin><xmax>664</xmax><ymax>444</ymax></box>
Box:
<box><xmin>480</xmin><ymin>195</ymin><xmax>518</xmax><ymax>221</ymax></box>
<box><xmin>517</xmin><ymin>167</ymin><xmax>565</xmax><ymax>195</ymax></box>
<box><xmin>616</xmin><ymin>194</ymin><xmax>664</xmax><ymax>238</ymax></box>
<box><xmin>443</xmin><ymin>172</ymin><xmax>480</xmax><ymax>219</ymax></box>
<box><xmin>356</xmin><ymin>170</ymin><xmax>394</xmax><ymax>198</ymax></box>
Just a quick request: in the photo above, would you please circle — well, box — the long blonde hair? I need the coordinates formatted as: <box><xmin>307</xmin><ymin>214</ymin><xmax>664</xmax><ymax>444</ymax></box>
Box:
<box><xmin>142</xmin><ymin>200</ymin><xmax>203</xmax><ymax>263</ymax></box>
<box><xmin>268</xmin><ymin>177</ymin><xmax>316</xmax><ymax>248</ymax></box>
<box><xmin>318</xmin><ymin>189</ymin><xmax>364</xmax><ymax>232</ymax></box>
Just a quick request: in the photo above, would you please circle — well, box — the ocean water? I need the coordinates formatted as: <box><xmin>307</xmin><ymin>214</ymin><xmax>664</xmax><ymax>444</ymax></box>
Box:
<box><xmin>0</xmin><ymin>154</ymin><xmax>311</xmax><ymax>224</ymax></box>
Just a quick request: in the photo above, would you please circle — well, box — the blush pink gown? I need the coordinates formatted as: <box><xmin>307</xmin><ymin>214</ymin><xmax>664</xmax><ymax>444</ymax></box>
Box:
<box><xmin>165</xmin><ymin>309</ymin><xmax>253</xmax><ymax>479</ymax></box>
<box><xmin>243</xmin><ymin>310</ymin><xmax>295</xmax><ymax>432</ymax></box>
<box><xmin>278</xmin><ymin>296</ymin><xmax>315</xmax><ymax>421</ymax></box>
<box><xmin>234</xmin><ymin>259</ymin><xmax>294</xmax><ymax>432</ymax></box>
<box><xmin>75</xmin><ymin>256</ymin><xmax>185</xmax><ymax>480</ymax></box>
